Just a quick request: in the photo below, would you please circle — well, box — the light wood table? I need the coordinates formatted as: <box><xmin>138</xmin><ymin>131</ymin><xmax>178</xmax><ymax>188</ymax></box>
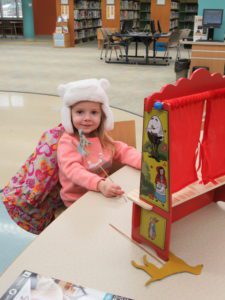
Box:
<box><xmin>181</xmin><ymin>40</ymin><xmax>225</xmax><ymax>75</ymax></box>
<box><xmin>1</xmin><ymin>166</ymin><xmax>225</xmax><ymax>300</ymax></box>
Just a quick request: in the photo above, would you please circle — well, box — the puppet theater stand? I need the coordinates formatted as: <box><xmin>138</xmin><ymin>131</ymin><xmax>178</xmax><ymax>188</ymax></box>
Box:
<box><xmin>128</xmin><ymin>69</ymin><xmax>225</xmax><ymax>261</ymax></box>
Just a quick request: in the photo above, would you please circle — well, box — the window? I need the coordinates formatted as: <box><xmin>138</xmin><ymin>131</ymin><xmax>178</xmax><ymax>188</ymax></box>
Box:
<box><xmin>0</xmin><ymin>0</ymin><xmax>22</xmax><ymax>18</ymax></box>
<box><xmin>17</xmin><ymin>0</ymin><xmax>22</xmax><ymax>17</ymax></box>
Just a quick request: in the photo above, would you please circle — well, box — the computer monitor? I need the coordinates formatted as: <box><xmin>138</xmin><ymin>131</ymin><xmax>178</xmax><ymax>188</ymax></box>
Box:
<box><xmin>121</xmin><ymin>20</ymin><xmax>133</xmax><ymax>34</ymax></box>
<box><xmin>202</xmin><ymin>9</ymin><xmax>224</xmax><ymax>40</ymax></box>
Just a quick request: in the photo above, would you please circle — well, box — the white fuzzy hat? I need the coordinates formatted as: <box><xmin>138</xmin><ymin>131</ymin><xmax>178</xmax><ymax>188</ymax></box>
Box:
<box><xmin>58</xmin><ymin>78</ymin><xmax>114</xmax><ymax>133</ymax></box>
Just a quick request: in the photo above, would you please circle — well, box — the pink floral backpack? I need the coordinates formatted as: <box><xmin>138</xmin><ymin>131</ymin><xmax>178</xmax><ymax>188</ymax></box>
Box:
<box><xmin>2</xmin><ymin>125</ymin><xmax>65</xmax><ymax>234</ymax></box>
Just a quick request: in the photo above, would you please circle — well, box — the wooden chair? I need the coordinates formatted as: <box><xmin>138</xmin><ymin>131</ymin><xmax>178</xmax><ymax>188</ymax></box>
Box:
<box><xmin>99</xmin><ymin>27</ymin><xmax>125</xmax><ymax>62</ymax></box>
<box><xmin>97</xmin><ymin>27</ymin><xmax>118</xmax><ymax>49</ymax></box>
<box><xmin>99</xmin><ymin>28</ymin><xmax>109</xmax><ymax>60</ymax></box>
<box><xmin>108</xmin><ymin>120</ymin><xmax>136</xmax><ymax>174</ymax></box>
<box><xmin>108</xmin><ymin>120</ymin><xmax>136</xmax><ymax>148</ymax></box>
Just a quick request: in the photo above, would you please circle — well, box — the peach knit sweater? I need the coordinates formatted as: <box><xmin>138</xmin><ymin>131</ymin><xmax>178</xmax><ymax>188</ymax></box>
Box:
<box><xmin>57</xmin><ymin>132</ymin><xmax>141</xmax><ymax>207</ymax></box>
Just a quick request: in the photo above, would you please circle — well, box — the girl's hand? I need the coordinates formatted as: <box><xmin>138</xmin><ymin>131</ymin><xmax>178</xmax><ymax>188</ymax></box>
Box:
<box><xmin>98</xmin><ymin>178</ymin><xmax>124</xmax><ymax>198</ymax></box>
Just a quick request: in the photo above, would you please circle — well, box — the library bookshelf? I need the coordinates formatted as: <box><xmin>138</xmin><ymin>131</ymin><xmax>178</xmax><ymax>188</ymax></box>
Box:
<box><xmin>179</xmin><ymin>0</ymin><xmax>198</xmax><ymax>38</ymax></box>
<box><xmin>74</xmin><ymin>0</ymin><xmax>102</xmax><ymax>43</ymax></box>
<box><xmin>56</xmin><ymin>0</ymin><xmax>102</xmax><ymax>46</ymax></box>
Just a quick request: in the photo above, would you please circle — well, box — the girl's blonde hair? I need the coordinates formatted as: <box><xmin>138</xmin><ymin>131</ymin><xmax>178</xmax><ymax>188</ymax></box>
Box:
<box><xmin>98</xmin><ymin>111</ymin><xmax>115</xmax><ymax>152</ymax></box>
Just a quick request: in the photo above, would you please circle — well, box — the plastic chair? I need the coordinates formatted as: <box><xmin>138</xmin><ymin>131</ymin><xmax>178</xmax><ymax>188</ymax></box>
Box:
<box><xmin>178</xmin><ymin>28</ymin><xmax>191</xmax><ymax>59</ymax></box>
<box><xmin>155</xmin><ymin>29</ymin><xmax>181</xmax><ymax>61</ymax></box>
<box><xmin>0</xmin><ymin>196</ymin><xmax>36</xmax><ymax>274</ymax></box>
<box><xmin>179</xmin><ymin>28</ymin><xmax>191</xmax><ymax>41</ymax></box>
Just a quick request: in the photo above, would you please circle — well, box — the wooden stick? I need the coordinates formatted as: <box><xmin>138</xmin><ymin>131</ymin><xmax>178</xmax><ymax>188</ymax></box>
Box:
<box><xmin>99</xmin><ymin>165</ymin><xmax>114</xmax><ymax>182</ymax></box>
<box><xmin>109</xmin><ymin>223</ymin><xmax>164</xmax><ymax>264</ymax></box>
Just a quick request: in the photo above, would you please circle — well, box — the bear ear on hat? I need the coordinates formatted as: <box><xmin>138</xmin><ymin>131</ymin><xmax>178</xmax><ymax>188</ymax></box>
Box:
<box><xmin>61</xmin><ymin>105</ymin><xmax>74</xmax><ymax>134</ymax></box>
<box><xmin>57</xmin><ymin>84</ymin><xmax>67</xmax><ymax>97</ymax></box>
<box><xmin>99</xmin><ymin>78</ymin><xmax>110</xmax><ymax>91</ymax></box>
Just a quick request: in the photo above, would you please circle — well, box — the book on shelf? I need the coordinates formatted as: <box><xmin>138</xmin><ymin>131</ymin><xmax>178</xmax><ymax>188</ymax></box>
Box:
<box><xmin>76</xmin><ymin>0</ymin><xmax>101</xmax><ymax>10</ymax></box>
<box><xmin>55</xmin><ymin>26</ymin><xmax>63</xmax><ymax>33</ymax></box>
<box><xmin>57</xmin><ymin>15</ymin><xmax>68</xmax><ymax>23</ymax></box>
<box><xmin>0</xmin><ymin>270</ymin><xmax>133</xmax><ymax>300</ymax></box>
<box><xmin>62</xmin><ymin>25</ymin><xmax>69</xmax><ymax>33</ymax></box>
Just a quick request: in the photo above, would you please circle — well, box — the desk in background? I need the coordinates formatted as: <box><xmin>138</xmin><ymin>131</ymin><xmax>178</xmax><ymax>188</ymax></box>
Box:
<box><xmin>183</xmin><ymin>40</ymin><xmax>225</xmax><ymax>75</ymax></box>
<box><xmin>0</xmin><ymin>19</ymin><xmax>23</xmax><ymax>38</ymax></box>
<box><xmin>107</xmin><ymin>32</ymin><xmax>170</xmax><ymax>65</ymax></box>
<box><xmin>111</xmin><ymin>32</ymin><xmax>153</xmax><ymax>65</ymax></box>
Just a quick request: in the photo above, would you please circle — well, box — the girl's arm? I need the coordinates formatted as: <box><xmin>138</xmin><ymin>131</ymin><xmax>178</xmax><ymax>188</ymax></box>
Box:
<box><xmin>113</xmin><ymin>141</ymin><xmax>142</xmax><ymax>169</ymax></box>
<box><xmin>98</xmin><ymin>178</ymin><xmax>124</xmax><ymax>197</ymax></box>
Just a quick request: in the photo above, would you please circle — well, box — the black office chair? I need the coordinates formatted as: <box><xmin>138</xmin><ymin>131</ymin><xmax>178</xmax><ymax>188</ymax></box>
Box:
<box><xmin>121</xmin><ymin>20</ymin><xmax>134</xmax><ymax>34</ymax></box>
<box><xmin>150</xmin><ymin>20</ymin><xmax>162</xmax><ymax>38</ymax></box>
<box><xmin>157</xmin><ymin>20</ymin><xmax>168</xmax><ymax>34</ymax></box>
<box><xmin>157</xmin><ymin>20</ymin><xmax>162</xmax><ymax>34</ymax></box>
<box><xmin>150</xmin><ymin>20</ymin><xmax>156</xmax><ymax>35</ymax></box>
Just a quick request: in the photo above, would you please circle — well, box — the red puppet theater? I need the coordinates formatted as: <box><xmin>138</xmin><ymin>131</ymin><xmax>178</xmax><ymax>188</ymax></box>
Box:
<box><xmin>129</xmin><ymin>69</ymin><xmax>225</xmax><ymax>261</ymax></box>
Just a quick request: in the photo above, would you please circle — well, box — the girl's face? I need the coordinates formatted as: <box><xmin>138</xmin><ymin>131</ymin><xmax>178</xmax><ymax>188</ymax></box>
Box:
<box><xmin>159</xmin><ymin>168</ymin><xmax>164</xmax><ymax>175</ymax></box>
<box><xmin>71</xmin><ymin>101</ymin><xmax>102</xmax><ymax>134</ymax></box>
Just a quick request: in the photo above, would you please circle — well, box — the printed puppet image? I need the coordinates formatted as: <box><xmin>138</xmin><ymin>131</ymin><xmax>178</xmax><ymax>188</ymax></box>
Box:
<box><xmin>148</xmin><ymin>217</ymin><xmax>159</xmax><ymax>240</ymax></box>
<box><xmin>140</xmin><ymin>110</ymin><xmax>169</xmax><ymax>211</ymax></box>
<box><xmin>147</xmin><ymin>116</ymin><xmax>164</xmax><ymax>162</ymax></box>
<box><xmin>154</xmin><ymin>166</ymin><xmax>167</xmax><ymax>205</ymax></box>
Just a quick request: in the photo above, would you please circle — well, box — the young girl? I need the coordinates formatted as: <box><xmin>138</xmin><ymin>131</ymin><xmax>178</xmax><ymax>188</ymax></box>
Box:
<box><xmin>57</xmin><ymin>78</ymin><xmax>141</xmax><ymax>207</ymax></box>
